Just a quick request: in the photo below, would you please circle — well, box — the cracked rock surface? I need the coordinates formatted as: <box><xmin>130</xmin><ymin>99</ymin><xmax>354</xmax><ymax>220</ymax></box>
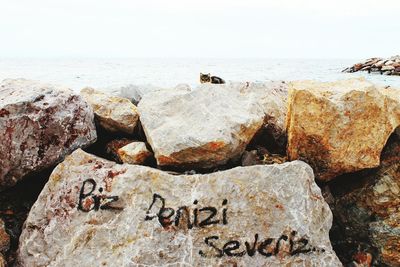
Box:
<box><xmin>0</xmin><ymin>79</ymin><xmax>97</xmax><ymax>190</ymax></box>
<box><xmin>138</xmin><ymin>84</ymin><xmax>265</xmax><ymax>168</ymax></box>
<box><xmin>286</xmin><ymin>78</ymin><xmax>400</xmax><ymax>181</ymax></box>
<box><xmin>17</xmin><ymin>149</ymin><xmax>340</xmax><ymax>267</ymax></box>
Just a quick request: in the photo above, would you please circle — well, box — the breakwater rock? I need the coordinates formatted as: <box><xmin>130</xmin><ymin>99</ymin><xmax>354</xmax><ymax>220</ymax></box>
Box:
<box><xmin>0</xmin><ymin>79</ymin><xmax>97</xmax><ymax>190</ymax></box>
<box><xmin>16</xmin><ymin>149</ymin><xmax>341</xmax><ymax>267</ymax></box>
<box><xmin>343</xmin><ymin>55</ymin><xmax>400</xmax><ymax>76</ymax></box>
<box><xmin>287</xmin><ymin>78</ymin><xmax>400</xmax><ymax>181</ymax></box>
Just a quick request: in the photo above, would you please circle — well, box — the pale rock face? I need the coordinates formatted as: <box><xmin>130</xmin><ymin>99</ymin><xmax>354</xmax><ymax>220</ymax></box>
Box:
<box><xmin>17</xmin><ymin>149</ymin><xmax>341</xmax><ymax>267</ymax></box>
<box><xmin>117</xmin><ymin>141</ymin><xmax>152</xmax><ymax>165</ymax></box>
<box><xmin>208</xmin><ymin>81</ymin><xmax>289</xmax><ymax>135</ymax></box>
<box><xmin>80</xmin><ymin>87</ymin><xmax>139</xmax><ymax>134</ymax></box>
<box><xmin>138</xmin><ymin>84</ymin><xmax>265</xmax><ymax>168</ymax></box>
<box><xmin>286</xmin><ymin>78</ymin><xmax>400</xmax><ymax>181</ymax></box>
<box><xmin>0</xmin><ymin>79</ymin><xmax>97</xmax><ymax>190</ymax></box>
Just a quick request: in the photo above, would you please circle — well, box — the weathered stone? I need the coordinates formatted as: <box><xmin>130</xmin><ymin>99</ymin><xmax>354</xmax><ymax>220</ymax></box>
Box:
<box><xmin>138</xmin><ymin>84</ymin><xmax>265</xmax><ymax>168</ymax></box>
<box><xmin>286</xmin><ymin>78</ymin><xmax>400</xmax><ymax>181</ymax></box>
<box><xmin>17</xmin><ymin>149</ymin><xmax>341</xmax><ymax>266</ymax></box>
<box><xmin>117</xmin><ymin>141</ymin><xmax>152</xmax><ymax>165</ymax></box>
<box><xmin>330</xmin><ymin>132</ymin><xmax>400</xmax><ymax>266</ymax></box>
<box><xmin>105</xmin><ymin>138</ymin><xmax>136</xmax><ymax>162</ymax></box>
<box><xmin>80</xmin><ymin>87</ymin><xmax>139</xmax><ymax>134</ymax></box>
<box><xmin>0</xmin><ymin>219</ymin><xmax>9</xmax><ymax>254</ymax></box>
<box><xmin>0</xmin><ymin>79</ymin><xmax>97</xmax><ymax>190</ymax></box>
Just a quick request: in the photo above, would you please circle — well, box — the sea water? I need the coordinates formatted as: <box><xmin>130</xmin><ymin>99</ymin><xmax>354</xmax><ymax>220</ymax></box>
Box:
<box><xmin>1</xmin><ymin>58</ymin><xmax>399</xmax><ymax>92</ymax></box>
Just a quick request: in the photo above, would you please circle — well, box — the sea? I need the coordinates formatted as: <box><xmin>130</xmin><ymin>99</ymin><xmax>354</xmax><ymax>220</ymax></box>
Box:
<box><xmin>1</xmin><ymin>58</ymin><xmax>399</xmax><ymax>92</ymax></box>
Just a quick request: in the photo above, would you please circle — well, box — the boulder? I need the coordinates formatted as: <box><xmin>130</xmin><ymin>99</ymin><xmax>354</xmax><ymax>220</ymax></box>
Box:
<box><xmin>0</xmin><ymin>79</ymin><xmax>97</xmax><ymax>190</ymax></box>
<box><xmin>138</xmin><ymin>84</ymin><xmax>265</xmax><ymax>168</ymax></box>
<box><xmin>105</xmin><ymin>138</ymin><xmax>136</xmax><ymax>162</ymax></box>
<box><xmin>17</xmin><ymin>149</ymin><xmax>341</xmax><ymax>266</ymax></box>
<box><xmin>330</xmin><ymin>132</ymin><xmax>400</xmax><ymax>266</ymax></box>
<box><xmin>80</xmin><ymin>87</ymin><xmax>139</xmax><ymax>134</ymax></box>
<box><xmin>381</xmin><ymin>65</ymin><xmax>395</xmax><ymax>71</ymax></box>
<box><xmin>117</xmin><ymin>141</ymin><xmax>152</xmax><ymax>165</ymax></box>
<box><xmin>286</xmin><ymin>78</ymin><xmax>400</xmax><ymax>181</ymax></box>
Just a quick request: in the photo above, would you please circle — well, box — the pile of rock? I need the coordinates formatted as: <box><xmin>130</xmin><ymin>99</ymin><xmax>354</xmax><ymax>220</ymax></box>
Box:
<box><xmin>0</xmin><ymin>78</ymin><xmax>399</xmax><ymax>266</ymax></box>
<box><xmin>343</xmin><ymin>55</ymin><xmax>400</xmax><ymax>76</ymax></box>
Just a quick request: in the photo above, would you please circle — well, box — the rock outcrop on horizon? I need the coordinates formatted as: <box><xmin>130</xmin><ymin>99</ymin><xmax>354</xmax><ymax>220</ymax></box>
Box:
<box><xmin>81</xmin><ymin>87</ymin><xmax>139</xmax><ymax>134</ymax></box>
<box><xmin>0</xmin><ymin>79</ymin><xmax>97</xmax><ymax>190</ymax></box>
<box><xmin>286</xmin><ymin>78</ymin><xmax>400</xmax><ymax>181</ymax></box>
<box><xmin>17</xmin><ymin>149</ymin><xmax>341</xmax><ymax>267</ymax></box>
<box><xmin>343</xmin><ymin>55</ymin><xmax>400</xmax><ymax>76</ymax></box>
<box><xmin>138</xmin><ymin>84</ymin><xmax>265</xmax><ymax>169</ymax></box>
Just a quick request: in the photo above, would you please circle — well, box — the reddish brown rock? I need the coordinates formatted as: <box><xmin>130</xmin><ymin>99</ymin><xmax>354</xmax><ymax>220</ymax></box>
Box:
<box><xmin>0</xmin><ymin>79</ymin><xmax>97</xmax><ymax>190</ymax></box>
<box><xmin>329</xmin><ymin>132</ymin><xmax>400</xmax><ymax>266</ymax></box>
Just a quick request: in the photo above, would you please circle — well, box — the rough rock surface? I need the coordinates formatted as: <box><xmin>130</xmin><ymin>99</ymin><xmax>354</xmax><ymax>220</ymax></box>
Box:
<box><xmin>0</xmin><ymin>79</ymin><xmax>97</xmax><ymax>190</ymax></box>
<box><xmin>0</xmin><ymin>219</ymin><xmax>9</xmax><ymax>256</ymax></box>
<box><xmin>0</xmin><ymin>254</ymin><xmax>5</xmax><ymax>267</ymax></box>
<box><xmin>199</xmin><ymin>81</ymin><xmax>289</xmax><ymax>136</ymax></box>
<box><xmin>80</xmin><ymin>87</ymin><xmax>139</xmax><ymax>134</ymax></box>
<box><xmin>138</xmin><ymin>84</ymin><xmax>265</xmax><ymax>168</ymax></box>
<box><xmin>117</xmin><ymin>141</ymin><xmax>152</xmax><ymax>165</ymax></box>
<box><xmin>286</xmin><ymin>78</ymin><xmax>400</xmax><ymax>181</ymax></box>
<box><xmin>17</xmin><ymin>149</ymin><xmax>341</xmax><ymax>267</ymax></box>
<box><xmin>330</xmin><ymin>132</ymin><xmax>400</xmax><ymax>267</ymax></box>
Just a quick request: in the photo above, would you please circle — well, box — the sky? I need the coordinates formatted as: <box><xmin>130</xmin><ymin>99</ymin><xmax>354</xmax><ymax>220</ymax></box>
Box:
<box><xmin>0</xmin><ymin>0</ymin><xmax>399</xmax><ymax>59</ymax></box>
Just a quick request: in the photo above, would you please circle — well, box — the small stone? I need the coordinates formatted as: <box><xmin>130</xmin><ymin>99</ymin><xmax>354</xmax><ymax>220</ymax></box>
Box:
<box><xmin>17</xmin><ymin>149</ymin><xmax>341</xmax><ymax>266</ymax></box>
<box><xmin>0</xmin><ymin>79</ymin><xmax>97</xmax><ymax>190</ymax></box>
<box><xmin>138</xmin><ymin>84</ymin><xmax>265</xmax><ymax>168</ymax></box>
<box><xmin>105</xmin><ymin>138</ymin><xmax>135</xmax><ymax>162</ymax></box>
<box><xmin>286</xmin><ymin>78</ymin><xmax>400</xmax><ymax>181</ymax></box>
<box><xmin>381</xmin><ymin>65</ymin><xmax>395</xmax><ymax>71</ymax></box>
<box><xmin>117</xmin><ymin>142</ymin><xmax>152</xmax><ymax>165</ymax></box>
<box><xmin>81</xmin><ymin>87</ymin><xmax>139</xmax><ymax>134</ymax></box>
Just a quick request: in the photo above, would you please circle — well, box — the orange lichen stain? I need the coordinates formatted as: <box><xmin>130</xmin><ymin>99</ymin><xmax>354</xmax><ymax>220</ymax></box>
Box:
<box><xmin>275</xmin><ymin>204</ymin><xmax>284</xmax><ymax>210</ymax></box>
<box><xmin>82</xmin><ymin>198</ymin><xmax>94</xmax><ymax>210</ymax></box>
<box><xmin>158</xmin><ymin>155</ymin><xmax>178</xmax><ymax>165</ymax></box>
<box><xmin>353</xmin><ymin>251</ymin><xmax>372</xmax><ymax>267</ymax></box>
<box><xmin>86</xmin><ymin>219</ymin><xmax>99</xmax><ymax>225</ymax></box>
<box><xmin>103</xmin><ymin>169</ymin><xmax>127</xmax><ymax>192</ymax></box>
<box><xmin>208</xmin><ymin>141</ymin><xmax>225</xmax><ymax>151</ymax></box>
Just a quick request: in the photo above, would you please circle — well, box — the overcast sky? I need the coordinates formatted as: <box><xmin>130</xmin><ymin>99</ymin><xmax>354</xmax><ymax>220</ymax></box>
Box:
<box><xmin>0</xmin><ymin>0</ymin><xmax>399</xmax><ymax>59</ymax></box>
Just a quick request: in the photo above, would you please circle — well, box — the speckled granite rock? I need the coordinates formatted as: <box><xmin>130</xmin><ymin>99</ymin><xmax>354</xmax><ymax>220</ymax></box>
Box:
<box><xmin>286</xmin><ymin>78</ymin><xmax>400</xmax><ymax>181</ymax></box>
<box><xmin>117</xmin><ymin>142</ymin><xmax>152</xmax><ymax>165</ymax></box>
<box><xmin>80</xmin><ymin>87</ymin><xmax>139</xmax><ymax>134</ymax></box>
<box><xmin>330</xmin><ymin>132</ymin><xmax>400</xmax><ymax>266</ymax></box>
<box><xmin>17</xmin><ymin>149</ymin><xmax>341</xmax><ymax>267</ymax></box>
<box><xmin>138</xmin><ymin>84</ymin><xmax>265</xmax><ymax>168</ymax></box>
<box><xmin>0</xmin><ymin>79</ymin><xmax>97</xmax><ymax>190</ymax></box>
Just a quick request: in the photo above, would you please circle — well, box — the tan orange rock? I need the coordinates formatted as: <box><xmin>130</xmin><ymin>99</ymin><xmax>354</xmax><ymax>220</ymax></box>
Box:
<box><xmin>286</xmin><ymin>78</ymin><xmax>400</xmax><ymax>181</ymax></box>
<box><xmin>81</xmin><ymin>87</ymin><xmax>139</xmax><ymax>134</ymax></box>
<box><xmin>117</xmin><ymin>142</ymin><xmax>152</xmax><ymax>165</ymax></box>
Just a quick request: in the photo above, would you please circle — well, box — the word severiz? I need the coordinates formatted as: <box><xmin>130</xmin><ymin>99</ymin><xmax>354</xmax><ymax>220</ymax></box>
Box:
<box><xmin>144</xmin><ymin>193</ymin><xmax>325</xmax><ymax>258</ymax></box>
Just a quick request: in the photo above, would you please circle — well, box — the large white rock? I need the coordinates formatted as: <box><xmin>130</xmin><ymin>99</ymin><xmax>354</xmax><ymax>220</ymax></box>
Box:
<box><xmin>137</xmin><ymin>84</ymin><xmax>265</xmax><ymax>168</ymax></box>
<box><xmin>17</xmin><ymin>149</ymin><xmax>341</xmax><ymax>267</ymax></box>
<box><xmin>80</xmin><ymin>87</ymin><xmax>139</xmax><ymax>134</ymax></box>
<box><xmin>0</xmin><ymin>79</ymin><xmax>97</xmax><ymax>190</ymax></box>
